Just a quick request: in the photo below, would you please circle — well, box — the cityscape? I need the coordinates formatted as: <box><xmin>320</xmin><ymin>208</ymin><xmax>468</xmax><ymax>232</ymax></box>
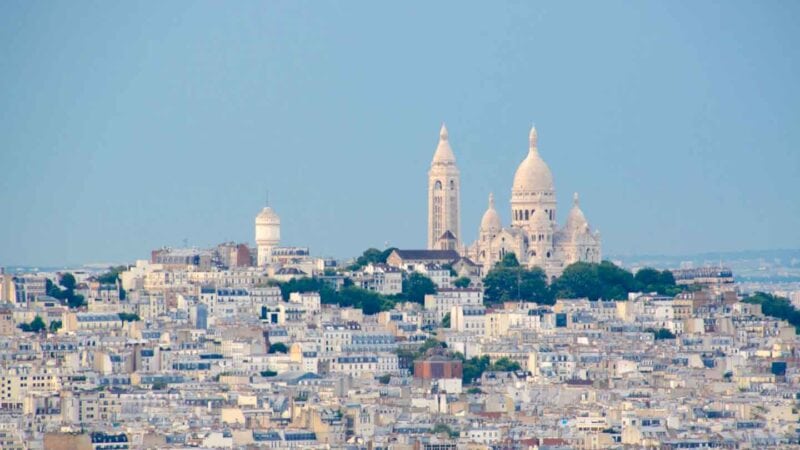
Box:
<box><xmin>2</xmin><ymin>2</ymin><xmax>800</xmax><ymax>450</ymax></box>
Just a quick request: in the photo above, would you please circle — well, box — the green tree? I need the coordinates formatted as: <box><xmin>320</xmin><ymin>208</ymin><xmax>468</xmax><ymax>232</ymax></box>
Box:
<box><xmin>490</xmin><ymin>357</ymin><xmax>522</xmax><ymax>372</ymax></box>
<box><xmin>432</xmin><ymin>423</ymin><xmax>459</xmax><ymax>438</ymax></box>
<box><xmin>453</xmin><ymin>277</ymin><xmax>471</xmax><ymax>288</ymax></box>
<box><xmin>268</xmin><ymin>342</ymin><xmax>289</xmax><ymax>354</ymax></box>
<box><xmin>46</xmin><ymin>279</ymin><xmax>66</xmax><ymax>300</ymax></box>
<box><xmin>67</xmin><ymin>294</ymin><xmax>85</xmax><ymax>309</ymax></box>
<box><xmin>743</xmin><ymin>292</ymin><xmax>800</xmax><ymax>333</ymax></box>
<box><xmin>118</xmin><ymin>312</ymin><xmax>141</xmax><ymax>322</ymax></box>
<box><xmin>20</xmin><ymin>315</ymin><xmax>46</xmax><ymax>333</ymax></box>
<box><xmin>350</xmin><ymin>247</ymin><xmax>397</xmax><ymax>270</ymax></box>
<box><xmin>338</xmin><ymin>286</ymin><xmax>394</xmax><ymax>315</ymax></box>
<box><xmin>634</xmin><ymin>268</ymin><xmax>661</xmax><ymax>289</ymax></box>
<box><xmin>377</xmin><ymin>374</ymin><xmax>392</xmax><ymax>385</ymax></box>
<box><xmin>647</xmin><ymin>328</ymin><xmax>676</xmax><ymax>340</ymax></box>
<box><xmin>500</xmin><ymin>253</ymin><xmax>520</xmax><ymax>268</ymax></box>
<box><xmin>441</xmin><ymin>312</ymin><xmax>451</xmax><ymax>328</ymax></box>
<box><xmin>552</xmin><ymin>261</ymin><xmax>639</xmax><ymax>301</ymax></box>
<box><xmin>49</xmin><ymin>320</ymin><xmax>62</xmax><ymax>333</ymax></box>
<box><xmin>460</xmin><ymin>355</ymin><xmax>491</xmax><ymax>385</ymax></box>
<box><xmin>260</xmin><ymin>370</ymin><xmax>278</xmax><ymax>377</ymax></box>
<box><xmin>59</xmin><ymin>273</ymin><xmax>77</xmax><ymax>291</ymax></box>
<box><xmin>403</xmin><ymin>273</ymin><xmax>437</xmax><ymax>304</ymax></box>
<box><xmin>97</xmin><ymin>266</ymin><xmax>127</xmax><ymax>284</ymax></box>
<box><xmin>483</xmin><ymin>257</ymin><xmax>553</xmax><ymax>305</ymax></box>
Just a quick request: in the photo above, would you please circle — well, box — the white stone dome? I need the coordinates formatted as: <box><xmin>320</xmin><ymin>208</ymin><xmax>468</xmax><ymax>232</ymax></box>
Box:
<box><xmin>564</xmin><ymin>192</ymin><xmax>588</xmax><ymax>232</ymax></box>
<box><xmin>480</xmin><ymin>193</ymin><xmax>502</xmax><ymax>232</ymax></box>
<box><xmin>529</xmin><ymin>208</ymin><xmax>551</xmax><ymax>230</ymax></box>
<box><xmin>512</xmin><ymin>126</ymin><xmax>554</xmax><ymax>193</ymax></box>
<box><xmin>431</xmin><ymin>123</ymin><xmax>456</xmax><ymax>165</ymax></box>
<box><xmin>255</xmin><ymin>206</ymin><xmax>280</xmax><ymax>225</ymax></box>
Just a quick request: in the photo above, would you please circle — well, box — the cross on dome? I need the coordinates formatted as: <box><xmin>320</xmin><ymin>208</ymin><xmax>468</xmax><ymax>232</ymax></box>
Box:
<box><xmin>439</xmin><ymin>123</ymin><xmax>448</xmax><ymax>141</ymax></box>
<box><xmin>529</xmin><ymin>125</ymin><xmax>537</xmax><ymax>151</ymax></box>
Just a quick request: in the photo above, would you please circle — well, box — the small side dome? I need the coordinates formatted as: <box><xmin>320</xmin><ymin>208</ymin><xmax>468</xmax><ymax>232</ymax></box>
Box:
<box><xmin>564</xmin><ymin>192</ymin><xmax>588</xmax><ymax>232</ymax></box>
<box><xmin>528</xmin><ymin>208</ymin><xmax>551</xmax><ymax>230</ymax></box>
<box><xmin>480</xmin><ymin>193</ymin><xmax>502</xmax><ymax>232</ymax></box>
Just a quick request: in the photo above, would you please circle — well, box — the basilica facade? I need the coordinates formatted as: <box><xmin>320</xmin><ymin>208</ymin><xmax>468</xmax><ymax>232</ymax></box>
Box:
<box><xmin>427</xmin><ymin>124</ymin><xmax>601</xmax><ymax>280</ymax></box>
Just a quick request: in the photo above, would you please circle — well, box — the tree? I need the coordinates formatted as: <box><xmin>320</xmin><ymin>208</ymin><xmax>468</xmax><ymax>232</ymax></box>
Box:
<box><xmin>441</xmin><ymin>312</ymin><xmax>451</xmax><ymax>328</ymax></box>
<box><xmin>67</xmin><ymin>294</ymin><xmax>85</xmax><ymax>309</ymax></box>
<box><xmin>552</xmin><ymin>261</ymin><xmax>640</xmax><ymax>301</ymax></box>
<box><xmin>490</xmin><ymin>357</ymin><xmax>522</xmax><ymax>372</ymax></box>
<box><xmin>483</xmin><ymin>259</ymin><xmax>553</xmax><ymax>305</ymax></box>
<box><xmin>633</xmin><ymin>268</ymin><xmax>661</xmax><ymax>289</ymax></box>
<box><xmin>634</xmin><ymin>267</ymin><xmax>680</xmax><ymax>296</ymax></box>
<box><xmin>28</xmin><ymin>316</ymin><xmax>45</xmax><ymax>332</ymax></box>
<box><xmin>432</xmin><ymin>423</ymin><xmax>459</xmax><ymax>438</ymax></box>
<box><xmin>118</xmin><ymin>312</ymin><xmax>141</xmax><ymax>322</ymax></box>
<box><xmin>59</xmin><ymin>273</ymin><xmax>77</xmax><ymax>291</ymax></box>
<box><xmin>743</xmin><ymin>292</ymin><xmax>800</xmax><ymax>333</ymax></box>
<box><xmin>49</xmin><ymin>320</ymin><xmax>62</xmax><ymax>333</ymax></box>
<box><xmin>19</xmin><ymin>316</ymin><xmax>46</xmax><ymax>333</ymax></box>
<box><xmin>268</xmin><ymin>342</ymin><xmax>289</xmax><ymax>354</ymax></box>
<box><xmin>500</xmin><ymin>253</ymin><xmax>520</xmax><ymax>268</ymax></box>
<box><xmin>460</xmin><ymin>355</ymin><xmax>491</xmax><ymax>385</ymax></box>
<box><xmin>350</xmin><ymin>247</ymin><xmax>397</xmax><ymax>270</ymax></box>
<box><xmin>403</xmin><ymin>273</ymin><xmax>437</xmax><ymax>304</ymax></box>
<box><xmin>650</xmin><ymin>328</ymin><xmax>676</xmax><ymax>340</ymax></box>
<box><xmin>46</xmin><ymin>279</ymin><xmax>66</xmax><ymax>300</ymax></box>
<box><xmin>337</xmin><ymin>286</ymin><xmax>394</xmax><ymax>315</ymax></box>
<box><xmin>97</xmin><ymin>265</ymin><xmax>127</xmax><ymax>284</ymax></box>
<box><xmin>377</xmin><ymin>374</ymin><xmax>392</xmax><ymax>385</ymax></box>
<box><xmin>260</xmin><ymin>370</ymin><xmax>278</xmax><ymax>377</ymax></box>
<box><xmin>453</xmin><ymin>277</ymin><xmax>471</xmax><ymax>288</ymax></box>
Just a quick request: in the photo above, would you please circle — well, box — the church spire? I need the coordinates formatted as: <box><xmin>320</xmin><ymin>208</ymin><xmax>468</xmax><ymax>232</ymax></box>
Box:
<box><xmin>439</xmin><ymin>123</ymin><xmax>448</xmax><ymax>141</ymax></box>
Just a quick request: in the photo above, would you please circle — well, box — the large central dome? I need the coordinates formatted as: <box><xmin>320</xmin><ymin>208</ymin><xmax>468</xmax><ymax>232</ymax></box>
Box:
<box><xmin>512</xmin><ymin>126</ymin><xmax>554</xmax><ymax>193</ymax></box>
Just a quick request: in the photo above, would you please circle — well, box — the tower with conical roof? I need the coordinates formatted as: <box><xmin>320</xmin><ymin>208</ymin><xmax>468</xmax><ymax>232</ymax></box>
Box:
<box><xmin>428</xmin><ymin>124</ymin><xmax>461</xmax><ymax>249</ymax></box>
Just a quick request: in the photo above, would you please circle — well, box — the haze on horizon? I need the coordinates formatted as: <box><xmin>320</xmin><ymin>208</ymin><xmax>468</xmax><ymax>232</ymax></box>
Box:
<box><xmin>1</xmin><ymin>1</ymin><xmax>798</xmax><ymax>267</ymax></box>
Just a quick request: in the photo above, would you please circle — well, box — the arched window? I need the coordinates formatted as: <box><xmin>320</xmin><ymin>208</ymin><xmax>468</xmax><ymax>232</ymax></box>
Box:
<box><xmin>434</xmin><ymin>180</ymin><xmax>442</xmax><ymax>190</ymax></box>
<box><xmin>524</xmin><ymin>210</ymin><xmax>529</xmax><ymax>220</ymax></box>
<box><xmin>546</xmin><ymin>251</ymin><xmax>551</xmax><ymax>258</ymax></box>
<box><xmin>449</xmin><ymin>180</ymin><xmax>455</xmax><ymax>190</ymax></box>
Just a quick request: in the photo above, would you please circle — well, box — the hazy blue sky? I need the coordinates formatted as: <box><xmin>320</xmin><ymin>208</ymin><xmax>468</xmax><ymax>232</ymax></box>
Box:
<box><xmin>1</xmin><ymin>1</ymin><xmax>798</xmax><ymax>266</ymax></box>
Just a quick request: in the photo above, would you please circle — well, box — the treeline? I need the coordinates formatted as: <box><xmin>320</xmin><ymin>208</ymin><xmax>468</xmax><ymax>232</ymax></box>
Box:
<box><xmin>274</xmin><ymin>272</ymin><xmax>436</xmax><ymax>315</ymax></box>
<box><xmin>743</xmin><ymin>292</ymin><xmax>800</xmax><ymax>333</ymax></box>
<box><xmin>483</xmin><ymin>254</ymin><xmax>681</xmax><ymax>304</ymax></box>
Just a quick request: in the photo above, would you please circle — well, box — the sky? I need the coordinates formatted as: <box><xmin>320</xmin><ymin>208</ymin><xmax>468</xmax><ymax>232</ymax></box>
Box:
<box><xmin>1</xmin><ymin>1</ymin><xmax>799</xmax><ymax>267</ymax></box>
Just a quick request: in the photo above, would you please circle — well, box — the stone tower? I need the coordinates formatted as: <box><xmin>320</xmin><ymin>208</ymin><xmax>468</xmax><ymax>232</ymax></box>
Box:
<box><xmin>427</xmin><ymin>124</ymin><xmax>461</xmax><ymax>249</ymax></box>
<box><xmin>255</xmin><ymin>203</ymin><xmax>280</xmax><ymax>267</ymax></box>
